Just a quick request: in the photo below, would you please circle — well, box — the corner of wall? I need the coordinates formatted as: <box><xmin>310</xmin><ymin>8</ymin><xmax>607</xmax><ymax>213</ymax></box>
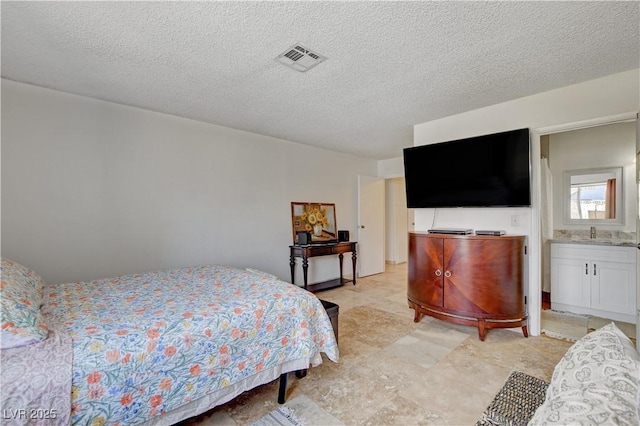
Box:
<box><xmin>378</xmin><ymin>156</ymin><xmax>404</xmax><ymax>178</ymax></box>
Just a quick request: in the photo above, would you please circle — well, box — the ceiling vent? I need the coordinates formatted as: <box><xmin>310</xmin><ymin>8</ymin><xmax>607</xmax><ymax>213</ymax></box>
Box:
<box><xmin>275</xmin><ymin>44</ymin><xmax>327</xmax><ymax>72</ymax></box>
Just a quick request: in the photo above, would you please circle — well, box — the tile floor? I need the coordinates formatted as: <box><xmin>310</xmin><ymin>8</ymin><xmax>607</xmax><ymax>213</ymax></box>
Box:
<box><xmin>182</xmin><ymin>263</ymin><xmax>573</xmax><ymax>425</ymax></box>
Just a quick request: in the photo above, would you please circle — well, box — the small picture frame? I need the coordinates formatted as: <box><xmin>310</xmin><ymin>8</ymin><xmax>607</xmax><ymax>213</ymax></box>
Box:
<box><xmin>291</xmin><ymin>202</ymin><xmax>337</xmax><ymax>244</ymax></box>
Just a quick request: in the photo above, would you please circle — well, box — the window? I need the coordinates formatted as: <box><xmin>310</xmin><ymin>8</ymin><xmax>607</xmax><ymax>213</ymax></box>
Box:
<box><xmin>563</xmin><ymin>167</ymin><xmax>623</xmax><ymax>225</ymax></box>
<box><xmin>569</xmin><ymin>182</ymin><xmax>608</xmax><ymax>219</ymax></box>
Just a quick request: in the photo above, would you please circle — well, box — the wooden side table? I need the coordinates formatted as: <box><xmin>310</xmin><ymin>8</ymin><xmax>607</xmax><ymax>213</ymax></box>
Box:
<box><xmin>289</xmin><ymin>242</ymin><xmax>357</xmax><ymax>292</ymax></box>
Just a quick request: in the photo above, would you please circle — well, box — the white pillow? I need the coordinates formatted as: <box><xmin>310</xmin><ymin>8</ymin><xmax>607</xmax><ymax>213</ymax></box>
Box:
<box><xmin>0</xmin><ymin>258</ymin><xmax>49</xmax><ymax>349</ymax></box>
<box><xmin>530</xmin><ymin>322</ymin><xmax>640</xmax><ymax>425</ymax></box>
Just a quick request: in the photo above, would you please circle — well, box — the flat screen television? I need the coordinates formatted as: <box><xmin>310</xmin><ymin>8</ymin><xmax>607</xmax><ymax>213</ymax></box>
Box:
<box><xmin>403</xmin><ymin>128</ymin><xmax>531</xmax><ymax>208</ymax></box>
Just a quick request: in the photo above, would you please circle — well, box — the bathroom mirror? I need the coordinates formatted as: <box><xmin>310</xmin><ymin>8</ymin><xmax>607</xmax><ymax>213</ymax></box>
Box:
<box><xmin>563</xmin><ymin>167</ymin><xmax>624</xmax><ymax>225</ymax></box>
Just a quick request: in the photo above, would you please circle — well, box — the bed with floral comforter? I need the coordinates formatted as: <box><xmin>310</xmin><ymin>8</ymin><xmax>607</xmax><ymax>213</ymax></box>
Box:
<box><xmin>0</xmin><ymin>259</ymin><xmax>339</xmax><ymax>425</ymax></box>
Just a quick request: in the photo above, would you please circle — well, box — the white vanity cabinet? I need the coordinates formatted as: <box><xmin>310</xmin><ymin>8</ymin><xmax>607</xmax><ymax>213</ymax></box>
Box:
<box><xmin>551</xmin><ymin>243</ymin><xmax>636</xmax><ymax>323</ymax></box>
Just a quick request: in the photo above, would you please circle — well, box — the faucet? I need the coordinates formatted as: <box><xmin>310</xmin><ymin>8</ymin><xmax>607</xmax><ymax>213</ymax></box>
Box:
<box><xmin>590</xmin><ymin>226</ymin><xmax>596</xmax><ymax>239</ymax></box>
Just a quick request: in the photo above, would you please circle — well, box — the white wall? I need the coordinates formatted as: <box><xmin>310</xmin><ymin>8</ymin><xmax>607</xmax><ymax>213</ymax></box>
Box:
<box><xmin>378</xmin><ymin>157</ymin><xmax>404</xmax><ymax>178</ymax></box>
<box><xmin>415</xmin><ymin>70</ymin><xmax>640</xmax><ymax>148</ymax></box>
<box><xmin>412</xmin><ymin>68</ymin><xmax>640</xmax><ymax>335</ymax></box>
<box><xmin>549</xmin><ymin>121</ymin><xmax>637</xmax><ymax>232</ymax></box>
<box><xmin>1</xmin><ymin>80</ymin><xmax>378</xmax><ymax>285</ymax></box>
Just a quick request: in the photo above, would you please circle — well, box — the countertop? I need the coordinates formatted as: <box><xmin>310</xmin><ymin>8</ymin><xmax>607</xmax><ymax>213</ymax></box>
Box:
<box><xmin>549</xmin><ymin>237</ymin><xmax>637</xmax><ymax>247</ymax></box>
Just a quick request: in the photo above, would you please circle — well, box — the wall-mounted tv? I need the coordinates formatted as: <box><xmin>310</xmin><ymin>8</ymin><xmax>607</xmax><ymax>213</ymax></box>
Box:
<box><xmin>403</xmin><ymin>128</ymin><xmax>531</xmax><ymax>208</ymax></box>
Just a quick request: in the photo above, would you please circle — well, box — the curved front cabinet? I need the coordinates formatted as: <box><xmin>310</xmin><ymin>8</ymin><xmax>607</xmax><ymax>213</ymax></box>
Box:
<box><xmin>408</xmin><ymin>232</ymin><xmax>527</xmax><ymax>341</ymax></box>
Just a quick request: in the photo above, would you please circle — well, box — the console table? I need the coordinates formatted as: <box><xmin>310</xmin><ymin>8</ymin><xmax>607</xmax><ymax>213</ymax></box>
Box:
<box><xmin>289</xmin><ymin>242</ymin><xmax>357</xmax><ymax>292</ymax></box>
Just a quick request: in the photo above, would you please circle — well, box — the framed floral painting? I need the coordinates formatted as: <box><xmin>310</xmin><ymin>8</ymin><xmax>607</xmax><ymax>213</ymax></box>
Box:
<box><xmin>291</xmin><ymin>202</ymin><xmax>337</xmax><ymax>244</ymax></box>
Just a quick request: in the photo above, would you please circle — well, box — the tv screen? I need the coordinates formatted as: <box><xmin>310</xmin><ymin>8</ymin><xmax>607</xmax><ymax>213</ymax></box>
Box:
<box><xmin>403</xmin><ymin>128</ymin><xmax>531</xmax><ymax>208</ymax></box>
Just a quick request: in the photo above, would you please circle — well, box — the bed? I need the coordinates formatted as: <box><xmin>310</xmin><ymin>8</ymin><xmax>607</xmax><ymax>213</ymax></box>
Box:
<box><xmin>0</xmin><ymin>258</ymin><xmax>339</xmax><ymax>425</ymax></box>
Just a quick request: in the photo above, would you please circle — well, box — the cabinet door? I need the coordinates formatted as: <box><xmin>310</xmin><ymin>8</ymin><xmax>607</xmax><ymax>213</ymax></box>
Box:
<box><xmin>408</xmin><ymin>236</ymin><xmax>444</xmax><ymax>308</ymax></box>
<box><xmin>591</xmin><ymin>261</ymin><xmax>636</xmax><ymax>315</ymax></box>
<box><xmin>550</xmin><ymin>258</ymin><xmax>590</xmax><ymax>308</ymax></box>
<box><xmin>443</xmin><ymin>238</ymin><xmax>524</xmax><ymax>317</ymax></box>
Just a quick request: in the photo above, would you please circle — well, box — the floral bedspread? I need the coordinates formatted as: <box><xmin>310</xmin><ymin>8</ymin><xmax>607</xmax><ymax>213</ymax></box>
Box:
<box><xmin>46</xmin><ymin>265</ymin><xmax>339</xmax><ymax>425</ymax></box>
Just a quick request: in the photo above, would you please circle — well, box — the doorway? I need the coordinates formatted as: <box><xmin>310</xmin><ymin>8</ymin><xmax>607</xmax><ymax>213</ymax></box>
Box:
<box><xmin>385</xmin><ymin>177</ymin><xmax>411</xmax><ymax>265</ymax></box>
<box><xmin>357</xmin><ymin>175</ymin><xmax>413</xmax><ymax>278</ymax></box>
<box><xmin>536</xmin><ymin>117</ymin><xmax>637</xmax><ymax>339</ymax></box>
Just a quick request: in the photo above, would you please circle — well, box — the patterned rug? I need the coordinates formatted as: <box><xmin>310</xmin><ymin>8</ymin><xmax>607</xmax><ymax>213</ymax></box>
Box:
<box><xmin>476</xmin><ymin>371</ymin><xmax>549</xmax><ymax>426</ymax></box>
<box><xmin>249</xmin><ymin>406</ymin><xmax>305</xmax><ymax>426</ymax></box>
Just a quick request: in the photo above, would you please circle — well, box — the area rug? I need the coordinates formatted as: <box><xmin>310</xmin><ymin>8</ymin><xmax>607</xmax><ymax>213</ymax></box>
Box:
<box><xmin>541</xmin><ymin>309</ymin><xmax>636</xmax><ymax>343</ymax></box>
<box><xmin>476</xmin><ymin>371</ymin><xmax>549</xmax><ymax>426</ymax></box>
<box><xmin>249</xmin><ymin>406</ymin><xmax>305</xmax><ymax>426</ymax></box>
<box><xmin>540</xmin><ymin>309</ymin><xmax>588</xmax><ymax>342</ymax></box>
<box><xmin>284</xmin><ymin>395</ymin><xmax>345</xmax><ymax>426</ymax></box>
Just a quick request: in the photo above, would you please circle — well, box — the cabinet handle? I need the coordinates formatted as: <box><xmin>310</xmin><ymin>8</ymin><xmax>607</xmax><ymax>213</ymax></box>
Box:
<box><xmin>585</xmin><ymin>263</ymin><xmax>588</xmax><ymax>274</ymax></box>
<box><xmin>444</xmin><ymin>271</ymin><xmax>452</xmax><ymax>278</ymax></box>
<box><xmin>594</xmin><ymin>263</ymin><xmax>597</xmax><ymax>276</ymax></box>
<box><xmin>435</xmin><ymin>269</ymin><xmax>442</xmax><ymax>277</ymax></box>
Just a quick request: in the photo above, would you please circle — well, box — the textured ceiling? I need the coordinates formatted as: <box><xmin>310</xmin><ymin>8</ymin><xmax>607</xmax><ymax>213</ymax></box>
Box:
<box><xmin>2</xmin><ymin>1</ymin><xmax>639</xmax><ymax>160</ymax></box>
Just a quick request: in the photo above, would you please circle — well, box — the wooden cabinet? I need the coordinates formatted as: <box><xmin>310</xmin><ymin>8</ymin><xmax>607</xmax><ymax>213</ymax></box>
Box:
<box><xmin>408</xmin><ymin>232</ymin><xmax>527</xmax><ymax>341</ymax></box>
<box><xmin>551</xmin><ymin>243</ymin><xmax>636</xmax><ymax>323</ymax></box>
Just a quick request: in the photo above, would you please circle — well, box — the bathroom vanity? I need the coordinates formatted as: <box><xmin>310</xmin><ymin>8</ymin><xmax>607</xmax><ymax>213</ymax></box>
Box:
<box><xmin>550</xmin><ymin>241</ymin><xmax>636</xmax><ymax>323</ymax></box>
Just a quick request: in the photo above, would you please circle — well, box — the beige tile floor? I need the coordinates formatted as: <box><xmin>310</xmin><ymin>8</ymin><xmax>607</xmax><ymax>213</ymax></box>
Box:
<box><xmin>182</xmin><ymin>263</ymin><xmax>573</xmax><ymax>425</ymax></box>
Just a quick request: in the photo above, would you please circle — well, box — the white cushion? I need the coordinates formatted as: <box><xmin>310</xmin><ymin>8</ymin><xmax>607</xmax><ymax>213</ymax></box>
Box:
<box><xmin>0</xmin><ymin>258</ymin><xmax>49</xmax><ymax>349</ymax></box>
<box><xmin>529</xmin><ymin>322</ymin><xmax>640</xmax><ymax>425</ymax></box>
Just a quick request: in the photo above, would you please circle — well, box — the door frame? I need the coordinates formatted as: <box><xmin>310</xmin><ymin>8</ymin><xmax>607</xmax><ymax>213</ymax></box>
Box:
<box><xmin>530</xmin><ymin>111</ymin><xmax>638</xmax><ymax>336</ymax></box>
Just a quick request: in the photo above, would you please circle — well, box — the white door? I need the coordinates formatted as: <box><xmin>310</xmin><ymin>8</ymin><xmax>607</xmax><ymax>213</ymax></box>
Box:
<box><xmin>358</xmin><ymin>175</ymin><xmax>385</xmax><ymax>277</ymax></box>
<box><xmin>635</xmin><ymin>114</ymin><xmax>640</xmax><ymax>348</ymax></box>
<box><xmin>395</xmin><ymin>204</ymin><xmax>409</xmax><ymax>263</ymax></box>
